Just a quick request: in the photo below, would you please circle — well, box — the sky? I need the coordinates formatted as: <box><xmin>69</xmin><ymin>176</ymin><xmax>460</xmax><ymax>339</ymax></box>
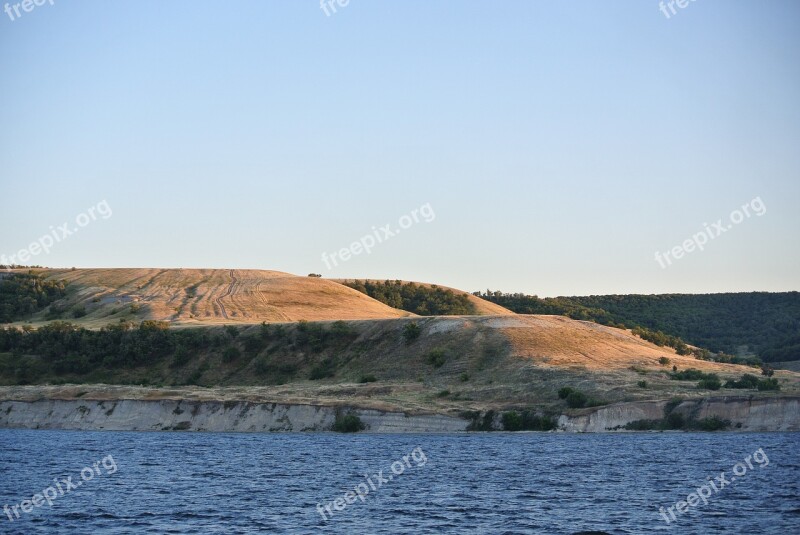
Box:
<box><xmin>1</xmin><ymin>1</ymin><xmax>798</xmax><ymax>297</ymax></box>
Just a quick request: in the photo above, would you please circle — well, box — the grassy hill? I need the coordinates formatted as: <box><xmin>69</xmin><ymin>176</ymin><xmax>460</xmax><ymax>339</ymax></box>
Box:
<box><xmin>2</xmin><ymin>268</ymin><xmax>413</xmax><ymax>327</ymax></box>
<box><xmin>4</xmin><ymin>316</ymin><xmax>795</xmax><ymax>414</ymax></box>
<box><xmin>1</xmin><ymin>268</ymin><xmax>798</xmax><ymax>417</ymax></box>
<box><xmin>477</xmin><ymin>291</ymin><xmax>800</xmax><ymax>362</ymax></box>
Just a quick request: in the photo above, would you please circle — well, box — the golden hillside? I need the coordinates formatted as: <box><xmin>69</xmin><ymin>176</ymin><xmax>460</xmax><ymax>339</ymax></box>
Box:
<box><xmin>22</xmin><ymin>268</ymin><xmax>412</xmax><ymax>326</ymax></box>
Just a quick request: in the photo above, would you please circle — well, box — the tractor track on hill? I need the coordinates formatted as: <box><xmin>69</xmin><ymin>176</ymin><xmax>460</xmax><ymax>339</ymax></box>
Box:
<box><xmin>215</xmin><ymin>269</ymin><xmax>237</xmax><ymax>320</ymax></box>
<box><xmin>254</xmin><ymin>279</ymin><xmax>292</xmax><ymax>322</ymax></box>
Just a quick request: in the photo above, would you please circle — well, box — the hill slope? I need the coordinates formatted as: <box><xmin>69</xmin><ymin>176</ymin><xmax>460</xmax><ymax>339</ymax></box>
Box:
<box><xmin>477</xmin><ymin>291</ymin><xmax>800</xmax><ymax>361</ymax></box>
<box><xmin>9</xmin><ymin>268</ymin><xmax>412</xmax><ymax>326</ymax></box>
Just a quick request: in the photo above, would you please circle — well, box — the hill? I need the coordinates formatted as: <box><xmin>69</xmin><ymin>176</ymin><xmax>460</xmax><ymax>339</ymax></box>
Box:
<box><xmin>3</xmin><ymin>315</ymin><xmax>795</xmax><ymax>413</ymax></box>
<box><xmin>2</xmin><ymin>268</ymin><xmax>411</xmax><ymax>327</ymax></box>
<box><xmin>476</xmin><ymin>291</ymin><xmax>800</xmax><ymax>362</ymax></box>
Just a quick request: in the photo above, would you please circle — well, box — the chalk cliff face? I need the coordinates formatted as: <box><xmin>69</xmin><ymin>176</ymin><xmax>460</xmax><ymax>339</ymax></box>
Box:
<box><xmin>0</xmin><ymin>396</ymin><xmax>797</xmax><ymax>433</ymax></box>
<box><xmin>558</xmin><ymin>396</ymin><xmax>800</xmax><ymax>432</ymax></box>
<box><xmin>0</xmin><ymin>399</ymin><xmax>468</xmax><ymax>433</ymax></box>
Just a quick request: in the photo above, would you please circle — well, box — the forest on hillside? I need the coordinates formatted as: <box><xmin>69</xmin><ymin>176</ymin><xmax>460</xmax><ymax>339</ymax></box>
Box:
<box><xmin>475</xmin><ymin>291</ymin><xmax>800</xmax><ymax>362</ymax></box>
<box><xmin>343</xmin><ymin>280</ymin><xmax>476</xmax><ymax>316</ymax></box>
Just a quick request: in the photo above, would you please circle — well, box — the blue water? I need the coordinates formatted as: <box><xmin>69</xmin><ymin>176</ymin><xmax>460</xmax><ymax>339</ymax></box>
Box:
<box><xmin>0</xmin><ymin>431</ymin><xmax>798</xmax><ymax>534</ymax></box>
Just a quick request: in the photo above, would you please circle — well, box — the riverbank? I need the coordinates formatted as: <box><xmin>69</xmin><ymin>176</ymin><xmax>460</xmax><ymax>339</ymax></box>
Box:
<box><xmin>2</xmin><ymin>386</ymin><xmax>797</xmax><ymax>433</ymax></box>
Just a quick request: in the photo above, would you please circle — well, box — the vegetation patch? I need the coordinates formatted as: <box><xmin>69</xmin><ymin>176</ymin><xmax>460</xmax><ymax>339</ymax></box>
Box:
<box><xmin>557</xmin><ymin>387</ymin><xmax>606</xmax><ymax>409</ymax></box>
<box><xmin>623</xmin><ymin>400</ymin><xmax>731</xmax><ymax>431</ymax></box>
<box><xmin>402</xmin><ymin>322</ymin><xmax>421</xmax><ymax>345</ymax></box>
<box><xmin>501</xmin><ymin>410</ymin><xmax>557</xmax><ymax>431</ymax></box>
<box><xmin>426</xmin><ymin>349</ymin><xmax>447</xmax><ymax>369</ymax></box>
<box><xmin>724</xmin><ymin>373</ymin><xmax>781</xmax><ymax>391</ymax></box>
<box><xmin>331</xmin><ymin>412</ymin><xmax>366</xmax><ymax>433</ymax></box>
<box><xmin>345</xmin><ymin>280</ymin><xmax>476</xmax><ymax>315</ymax></box>
<box><xmin>0</xmin><ymin>273</ymin><xmax>67</xmax><ymax>323</ymax></box>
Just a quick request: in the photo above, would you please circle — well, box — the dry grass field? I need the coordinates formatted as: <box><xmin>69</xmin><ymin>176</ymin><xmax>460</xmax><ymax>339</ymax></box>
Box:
<box><xmin>14</xmin><ymin>268</ymin><xmax>413</xmax><ymax>327</ymax></box>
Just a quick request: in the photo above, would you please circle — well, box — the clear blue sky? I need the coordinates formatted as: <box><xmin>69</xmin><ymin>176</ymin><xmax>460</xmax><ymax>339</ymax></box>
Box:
<box><xmin>1</xmin><ymin>1</ymin><xmax>798</xmax><ymax>296</ymax></box>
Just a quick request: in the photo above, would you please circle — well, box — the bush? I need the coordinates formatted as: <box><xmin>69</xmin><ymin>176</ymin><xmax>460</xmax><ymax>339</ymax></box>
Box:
<box><xmin>225</xmin><ymin>325</ymin><xmax>239</xmax><ymax>339</ymax></box>
<box><xmin>757</xmin><ymin>378</ymin><xmax>780</xmax><ymax>391</ymax></box>
<box><xmin>222</xmin><ymin>346</ymin><xmax>240</xmax><ymax>363</ymax></box>
<box><xmin>665</xmin><ymin>411</ymin><xmax>685</xmax><ymax>429</ymax></box>
<box><xmin>436</xmin><ymin>389</ymin><xmax>451</xmax><ymax>398</ymax></box>
<box><xmin>566</xmin><ymin>390</ymin><xmax>588</xmax><ymax>408</ymax></box>
<box><xmin>402</xmin><ymin>322</ymin><xmax>421</xmax><ymax>344</ymax></box>
<box><xmin>671</xmin><ymin>369</ymin><xmax>717</xmax><ymax>381</ymax></box>
<box><xmin>637</xmin><ymin>380</ymin><xmax>648</xmax><ymax>388</ymax></box>
<box><xmin>171</xmin><ymin>345</ymin><xmax>190</xmax><ymax>367</ymax></box>
<box><xmin>658</xmin><ymin>357</ymin><xmax>671</xmax><ymax>366</ymax></box>
<box><xmin>254</xmin><ymin>357</ymin><xmax>270</xmax><ymax>376</ymax></box>
<box><xmin>358</xmin><ymin>374</ymin><xmax>377</xmax><ymax>383</ymax></box>
<box><xmin>309</xmin><ymin>358</ymin><xmax>336</xmax><ymax>380</ymax></box>
<box><xmin>698</xmin><ymin>377</ymin><xmax>722</xmax><ymax>390</ymax></box>
<box><xmin>460</xmin><ymin>372</ymin><xmax>470</xmax><ymax>382</ymax></box>
<box><xmin>557</xmin><ymin>387</ymin><xmax>574</xmax><ymax>400</ymax></box>
<box><xmin>426</xmin><ymin>349</ymin><xmax>447</xmax><ymax>368</ymax></box>
<box><xmin>465</xmin><ymin>410</ymin><xmax>496</xmax><ymax>431</ymax></box>
<box><xmin>331</xmin><ymin>413</ymin><xmax>366</xmax><ymax>433</ymax></box>
<box><xmin>501</xmin><ymin>411</ymin><xmax>523</xmax><ymax>431</ymax></box>
<box><xmin>501</xmin><ymin>410</ymin><xmax>557</xmax><ymax>431</ymax></box>
<box><xmin>693</xmin><ymin>416</ymin><xmax>730</xmax><ymax>431</ymax></box>
<box><xmin>71</xmin><ymin>306</ymin><xmax>87</xmax><ymax>318</ymax></box>
<box><xmin>724</xmin><ymin>374</ymin><xmax>760</xmax><ymax>389</ymax></box>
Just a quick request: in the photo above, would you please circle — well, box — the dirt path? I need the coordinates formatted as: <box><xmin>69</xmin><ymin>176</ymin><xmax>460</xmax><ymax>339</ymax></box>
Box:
<box><xmin>215</xmin><ymin>269</ymin><xmax>237</xmax><ymax>319</ymax></box>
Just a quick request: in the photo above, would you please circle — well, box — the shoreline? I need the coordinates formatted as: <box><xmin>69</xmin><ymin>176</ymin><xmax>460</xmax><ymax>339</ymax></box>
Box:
<box><xmin>2</xmin><ymin>387</ymin><xmax>798</xmax><ymax>433</ymax></box>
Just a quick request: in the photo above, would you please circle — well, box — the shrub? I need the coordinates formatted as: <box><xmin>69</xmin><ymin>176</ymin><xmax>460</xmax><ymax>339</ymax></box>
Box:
<box><xmin>72</xmin><ymin>306</ymin><xmax>87</xmax><ymax>318</ymax></box>
<box><xmin>465</xmin><ymin>410</ymin><xmax>496</xmax><ymax>431</ymax></box>
<box><xmin>243</xmin><ymin>335</ymin><xmax>266</xmax><ymax>355</ymax></box>
<box><xmin>436</xmin><ymin>389</ymin><xmax>451</xmax><ymax>398</ymax></box>
<box><xmin>358</xmin><ymin>374</ymin><xmax>377</xmax><ymax>383</ymax></box>
<box><xmin>724</xmin><ymin>374</ymin><xmax>760</xmax><ymax>389</ymax></box>
<box><xmin>222</xmin><ymin>346</ymin><xmax>241</xmax><ymax>363</ymax></box>
<box><xmin>331</xmin><ymin>413</ymin><xmax>366</xmax><ymax>433</ymax></box>
<box><xmin>698</xmin><ymin>377</ymin><xmax>722</xmax><ymax>390</ymax></box>
<box><xmin>693</xmin><ymin>416</ymin><xmax>730</xmax><ymax>431</ymax></box>
<box><xmin>225</xmin><ymin>325</ymin><xmax>239</xmax><ymax>339</ymax></box>
<box><xmin>171</xmin><ymin>345</ymin><xmax>190</xmax><ymax>367</ymax></box>
<box><xmin>403</xmin><ymin>322</ymin><xmax>421</xmax><ymax>344</ymax></box>
<box><xmin>566</xmin><ymin>390</ymin><xmax>588</xmax><ymax>409</ymax></box>
<box><xmin>658</xmin><ymin>357</ymin><xmax>671</xmax><ymax>366</ymax></box>
<box><xmin>757</xmin><ymin>378</ymin><xmax>780</xmax><ymax>391</ymax></box>
<box><xmin>665</xmin><ymin>411</ymin><xmax>685</xmax><ymax>429</ymax></box>
<box><xmin>501</xmin><ymin>411</ymin><xmax>523</xmax><ymax>431</ymax></box>
<box><xmin>501</xmin><ymin>410</ymin><xmax>557</xmax><ymax>431</ymax></box>
<box><xmin>309</xmin><ymin>358</ymin><xmax>336</xmax><ymax>380</ymax></box>
<box><xmin>557</xmin><ymin>387</ymin><xmax>574</xmax><ymax>400</ymax></box>
<box><xmin>426</xmin><ymin>349</ymin><xmax>447</xmax><ymax>368</ymax></box>
<box><xmin>637</xmin><ymin>380</ymin><xmax>648</xmax><ymax>388</ymax></box>
<box><xmin>460</xmin><ymin>372</ymin><xmax>470</xmax><ymax>382</ymax></box>
<box><xmin>671</xmin><ymin>369</ymin><xmax>717</xmax><ymax>381</ymax></box>
<box><xmin>254</xmin><ymin>357</ymin><xmax>270</xmax><ymax>376</ymax></box>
